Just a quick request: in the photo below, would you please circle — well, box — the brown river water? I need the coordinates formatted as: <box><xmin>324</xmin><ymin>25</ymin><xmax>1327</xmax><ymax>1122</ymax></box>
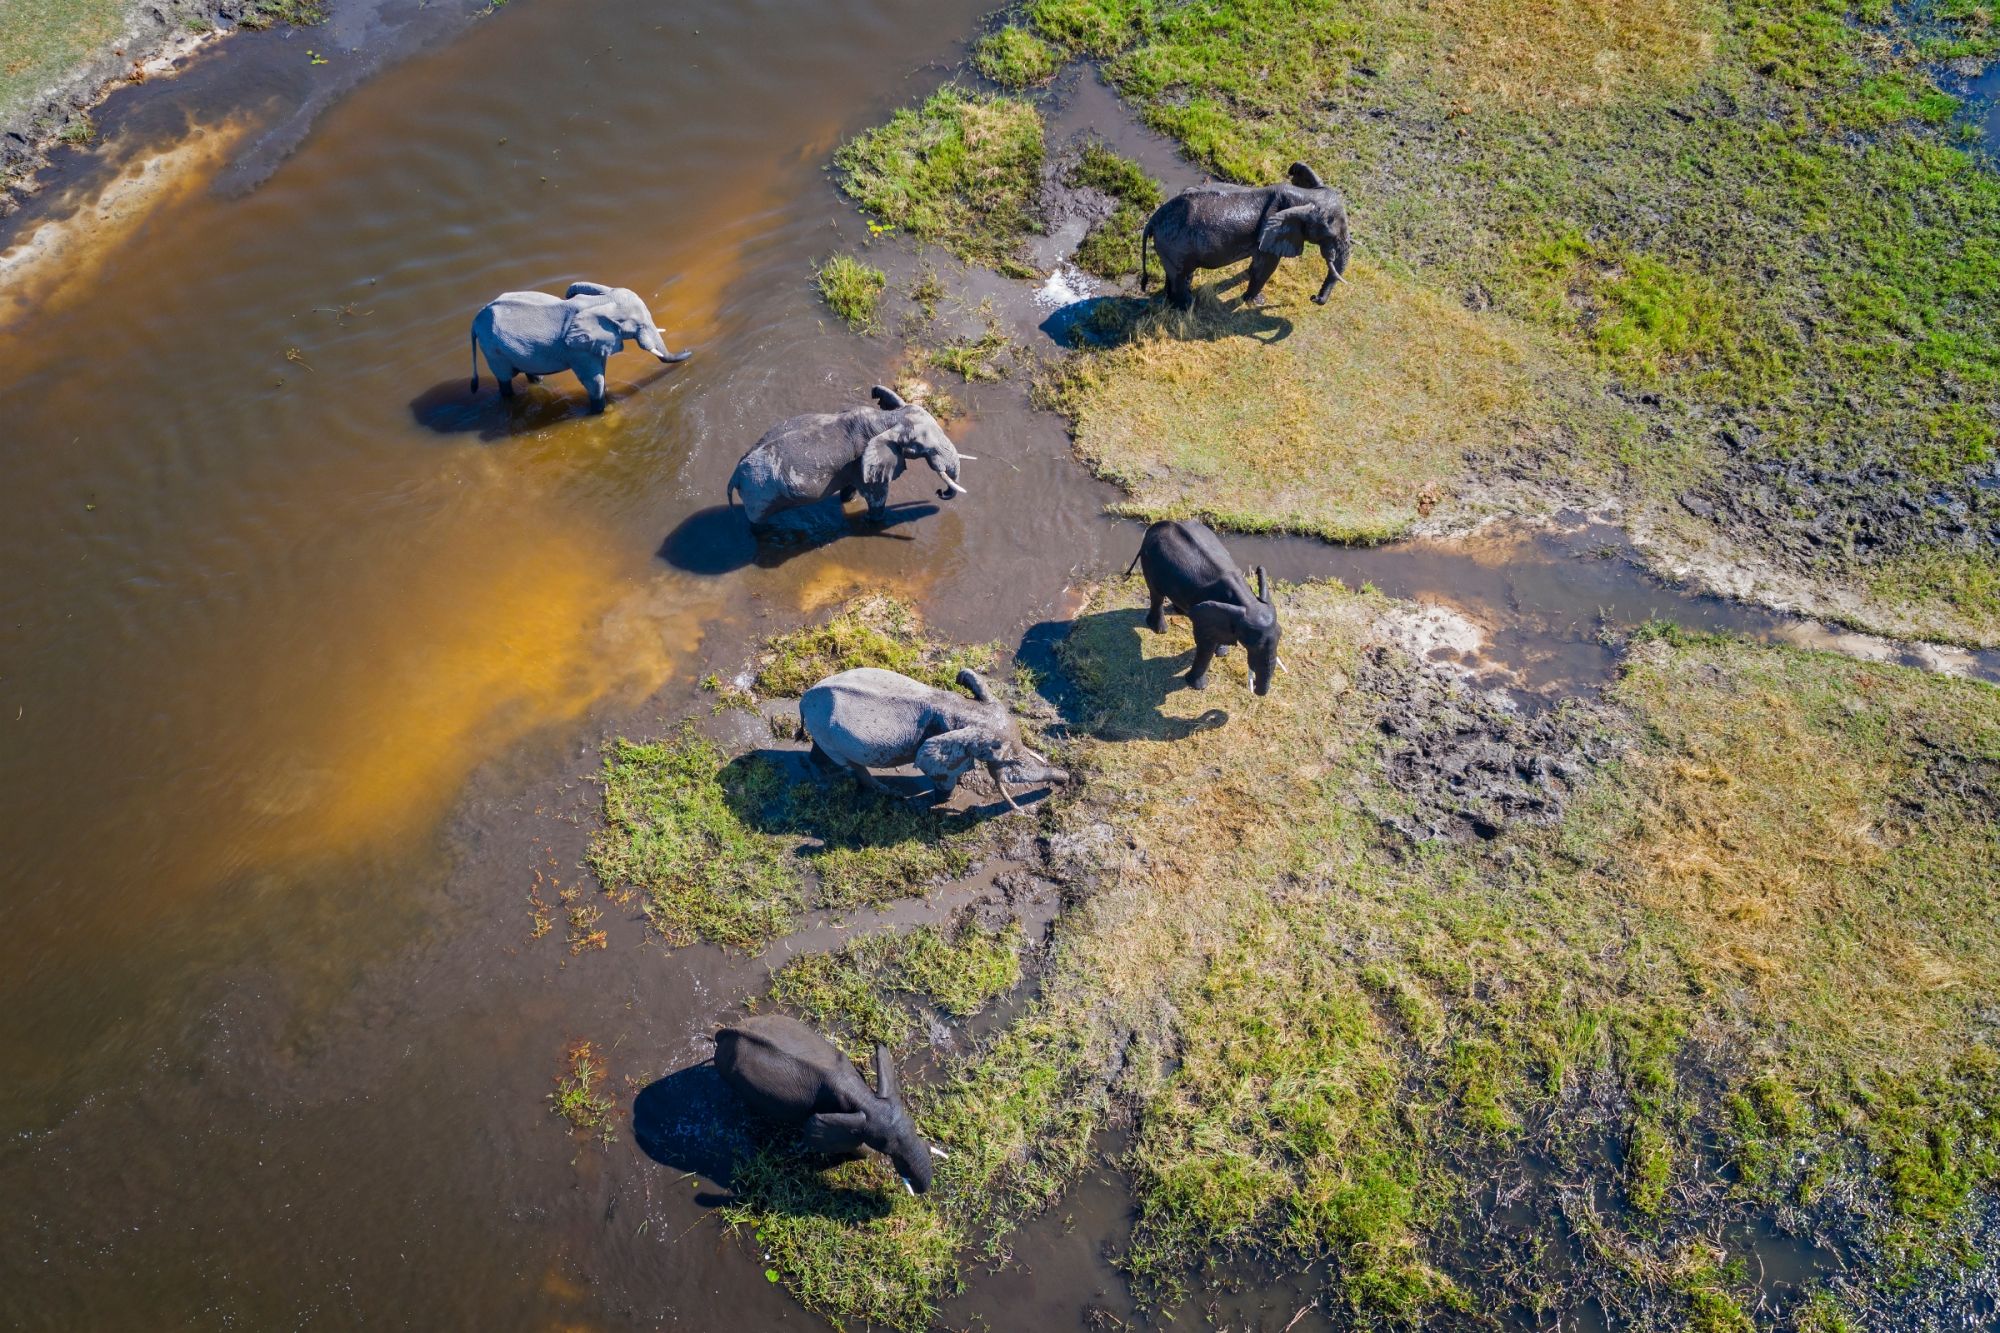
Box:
<box><xmin>3</xmin><ymin>1</ymin><xmax>1995</xmax><ymax>1326</ymax></box>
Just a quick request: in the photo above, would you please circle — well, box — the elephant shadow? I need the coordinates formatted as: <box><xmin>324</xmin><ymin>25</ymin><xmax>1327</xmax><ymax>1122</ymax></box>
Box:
<box><xmin>407</xmin><ymin>358</ymin><xmax>686</xmax><ymax>440</ymax></box>
<box><xmin>1038</xmin><ymin>278</ymin><xmax>1292</xmax><ymax>351</ymax></box>
<box><xmin>657</xmin><ymin>502</ymin><xmax>941</xmax><ymax>577</ymax></box>
<box><xmin>715</xmin><ymin>747</ymin><xmax>1016</xmax><ymax>857</ymax></box>
<box><xmin>1018</xmin><ymin>608</ymin><xmax>1231</xmax><ymax>743</ymax></box>
<box><xmin>632</xmin><ymin>1063</ymin><xmax>895</xmax><ymax>1220</ymax></box>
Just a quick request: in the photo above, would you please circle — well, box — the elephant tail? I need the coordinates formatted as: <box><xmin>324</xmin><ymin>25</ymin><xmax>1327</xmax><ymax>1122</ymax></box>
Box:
<box><xmin>1124</xmin><ymin>545</ymin><xmax>1144</xmax><ymax>578</ymax></box>
<box><xmin>726</xmin><ymin>474</ymin><xmax>742</xmax><ymax>511</ymax></box>
<box><xmin>1139</xmin><ymin>221</ymin><xmax>1151</xmax><ymax>292</ymax></box>
<box><xmin>468</xmin><ymin>329</ymin><xmax>481</xmax><ymax>394</ymax></box>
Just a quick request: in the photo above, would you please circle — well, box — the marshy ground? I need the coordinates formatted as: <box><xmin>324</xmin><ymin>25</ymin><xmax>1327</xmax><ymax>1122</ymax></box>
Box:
<box><xmin>617</xmin><ymin>0</ymin><xmax>2000</xmax><ymax>1326</ymax></box>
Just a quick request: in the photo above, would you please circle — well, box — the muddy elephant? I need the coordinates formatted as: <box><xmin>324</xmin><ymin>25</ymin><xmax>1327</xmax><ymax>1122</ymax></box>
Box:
<box><xmin>1127</xmin><ymin>518</ymin><xmax>1285</xmax><ymax>696</ymax></box>
<box><xmin>800</xmin><ymin>666</ymin><xmax>1067</xmax><ymax>810</ymax></box>
<box><xmin>469</xmin><ymin>281</ymin><xmax>691</xmax><ymax>413</ymax></box>
<box><xmin>727</xmin><ymin>386</ymin><xmax>970</xmax><ymax>530</ymax></box>
<box><xmin>1140</xmin><ymin>162</ymin><xmax>1349</xmax><ymax>310</ymax></box>
<box><xmin>714</xmin><ymin>1014</ymin><xmax>942</xmax><ymax>1194</ymax></box>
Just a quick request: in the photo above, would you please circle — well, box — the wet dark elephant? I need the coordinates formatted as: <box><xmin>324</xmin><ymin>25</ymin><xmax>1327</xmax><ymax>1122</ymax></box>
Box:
<box><xmin>1140</xmin><ymin>162</ymin><xmax>1349</xmax><ymax>310</ymax></box>
<box><xmin>727</xmin><ymin>385</ymin><xmax>971</xmax><ymax>532</ymax></box>
<box><xmin>1126</xmin><ymin>518</ymin><xmax>1285</xmax><ymax>696</ymax></box>
<box><xmin>713</xmin><ymin>1014</ymin><xmax>943</xmax><ymax>1193</ymax></box>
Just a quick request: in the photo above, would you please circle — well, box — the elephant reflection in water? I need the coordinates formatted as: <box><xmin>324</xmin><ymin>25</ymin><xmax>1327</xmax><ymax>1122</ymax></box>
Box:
<box><xmin>469</xmin><ymin>281</ymin><xmax>691</xmax><ymax>413</ymax></box>
<box><xmin>728</xmin><ymin>385</ymin><xmax>972</xmax><ymax>533</ymax></box>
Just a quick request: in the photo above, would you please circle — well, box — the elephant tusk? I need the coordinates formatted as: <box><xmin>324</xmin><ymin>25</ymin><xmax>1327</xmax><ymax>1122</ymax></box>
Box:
<box><xmin>939</xmin><ymin>476</ymin><xmax>968</xmax><ymax>497</ymax></box>
<box><xmin>954</xmin><ymin>453</ymin><xmax>978</xmax><ymax>461</ymax></box>
<box><xmin>1277</xmin><ymin>656</ymin><xmax>1290</xmax><ymax>674</ymax></box>
<box><xmin>930</xmin><ymin>1145</ymin><xmax>950</xmax><ymax>1160</ymax></box>
<box><xmin>902</xmin><ymin>1177</ymin><xmax>916</xmax><ymax>1197</ymax></box>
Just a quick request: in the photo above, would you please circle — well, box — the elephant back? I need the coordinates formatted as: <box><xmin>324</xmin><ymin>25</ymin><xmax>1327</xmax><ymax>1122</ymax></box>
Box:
<box><xmin>715</xmin><ymin>1015</ymin><xmax>857</xmax><ymax>1121</ymax></box>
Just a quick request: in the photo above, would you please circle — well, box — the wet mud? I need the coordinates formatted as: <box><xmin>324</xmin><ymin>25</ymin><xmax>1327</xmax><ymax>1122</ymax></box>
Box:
<box><xmin>2</xmin><ymin>4</ymin><xmax>1997</xmax><ymax>1329</ymax></box>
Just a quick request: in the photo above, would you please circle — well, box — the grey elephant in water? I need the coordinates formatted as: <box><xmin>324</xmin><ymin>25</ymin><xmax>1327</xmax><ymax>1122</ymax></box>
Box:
<box><xmin>714</xmin><ymin>1014</ymin><xmax>942</xmax><ymax>1194</ymax></box>
<box><xmin>728</xmin><ymin>386</ymin><xmax>970</xmax><ymax>530</ymax></box>
<box><xmin>801</xmin><ymin>666</ymin><xmax>1067</xmax><ymax>810</ymax></box>
<box><xmin>469</xmin><ymin>281</ymin><xmax>691</xmax><ymax>413</ymax></box>
<box><xmin>1140</xmin><ymin>162</ymin><xmax>1349</xmax><ymax>310</ymax></box>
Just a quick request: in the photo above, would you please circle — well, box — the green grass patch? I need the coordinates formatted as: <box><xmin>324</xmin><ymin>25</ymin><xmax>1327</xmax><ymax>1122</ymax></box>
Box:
<box><xmin>814</xmin><ymin>254</ymin><xmax>887</xmax><ymax>332</ymax></box>
<box><xmin>766</xmin><ymin>919</ymin><xmax>1025</xmax><ymax>1055</ymax></box>
<box><xmin>926</xmin><ymin>322</ymin><xmax>1014</xmax><ymax>382</ymax></box>
<box><xmin>589</xmin><ymin>598</ymin><xmax>1006</xmax><ymax>946</ymax></box>
<box><xmin>974</xmin><ymin>25</ymin><xmax>1060</xmax><ymax>87</ymax></box>
<box><xmin>751</xmin><ymin>594</ymin><xmax>995</xmax><ymax>697</ymax></box>
<box><xmin>833</xmin><ymin>86</ymin><xmax>1044</xmax><ymax>272</ymax></box>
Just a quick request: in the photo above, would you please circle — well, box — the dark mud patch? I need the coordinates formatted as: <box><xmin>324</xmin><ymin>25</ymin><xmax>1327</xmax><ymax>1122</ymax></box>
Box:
<box><xmin>1361</xmin><ymin>634</ymin><xmax>1626</xmax><ymax>842</ymax></box>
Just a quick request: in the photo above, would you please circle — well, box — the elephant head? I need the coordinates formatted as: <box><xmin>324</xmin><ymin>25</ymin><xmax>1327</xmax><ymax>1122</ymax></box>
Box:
<box><xmin>933</xmin><ymin>670</ymin><xmax>1068</xmax><ymax>807</ymax></box>
<box><xmin>563</xmin><ymin>281</ymin><xmax>684</xmax><ymax>364</ymax></box>
<box><xmin>1257</xmin><ymin>164</ymin><xmax>1350</xmax><ymax>305</ymax></box>
<box><xmin>865</xmin><ymin>385</ymin><xmax>970</xmax><ymax>501</ymax></box>
<box><xmin>1192</xmin><ymin>566</ymin><xmax>1282</xmax><ymax>696</ymax></box>
<box><xmin>805</xmin><ymin>1044</ymin><xmax>938</xmax><ymax>1194</ymax></box>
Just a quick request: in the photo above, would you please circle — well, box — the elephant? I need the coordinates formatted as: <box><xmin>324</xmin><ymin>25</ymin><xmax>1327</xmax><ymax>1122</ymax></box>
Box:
<box><xmin>714</xmin><ymin>1014</ymin><xmax>943</xmax><ymax>1195</ymax></box>
<box><xmin>469</xmin><ymin>281</ymin><xmax>690</xmax><ymax>413</ymax></box>
<box><xmin>728</xmin><ymin>386</ymin><xmax>970</xmax><ymax>530</ymax></box>
<box><xmin>1140</xmin><ymin>162</ymin><xmax>1349</xmax><ymax>311</ymax></box>
<box><xmin>1126</xmin><ymin>518</ymin><xmax>1286</xmax><ymax>696</ymax></box>
<box><xmin>800</xmin><ymin>666</ymin><xmax>1068</xmax><ymax>811</ymax></box>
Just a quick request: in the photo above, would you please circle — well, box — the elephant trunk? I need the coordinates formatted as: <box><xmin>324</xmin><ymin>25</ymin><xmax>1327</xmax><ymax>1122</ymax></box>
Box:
<box><xmin>932</xmin><ymin>454</ymin><xmax>967</xmax><ymax>499</ymax></box>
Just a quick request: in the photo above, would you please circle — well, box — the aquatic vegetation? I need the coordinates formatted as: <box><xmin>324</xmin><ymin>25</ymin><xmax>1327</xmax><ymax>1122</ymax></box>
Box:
<box><xmin>548</xmin><ymin>1040</ymin><xmax>617</xmax><ymax>1145</ymax></box>
<box><xmin>833</xmin><ymin>87</ymin><xmax>1045</xmax><ymax>273</ymax></box>
<box><xmin>926</xmin><ymin>322</ymin><xmax>1014</xmax><ymax>382</ymax></box>
<box><xmin>973</xmin><ymin>25</ymin><xmax>1060</xmax><ymax>87</ymax></box>
<box><xmin>813</xmin><ymin>254</ymin><xmax>887</xmax><ymax>332</ymax></box>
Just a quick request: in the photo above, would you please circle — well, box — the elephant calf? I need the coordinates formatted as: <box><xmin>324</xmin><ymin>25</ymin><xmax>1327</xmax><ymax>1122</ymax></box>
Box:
<box><xmin>1141</xmin><ymin>162</ymin><xmax>1349</xmax><ymax>310</ymax></box>
<box><xmin>729</xmin><ymin>386</ymin><xmax>970</xmax><ymax>531</ymax></box>
<box><xmin>800</xmin><ymin>667</ymin><xmax>1067</xmax><ymax>810</ymax></box>
<box><xmin>1127</xmin><ymin>518</ymin><xmax>1285</xmax><ymax>696</ymax></box>
<box><xmin>715</xmin><ymin>1014</ymin><xmax>942</xmax><ymax>1194</ymax></box>
<box><xmin>469</xmin><ymin>281</ymin><xmax>690</xmax><ymax>414</ymax></box>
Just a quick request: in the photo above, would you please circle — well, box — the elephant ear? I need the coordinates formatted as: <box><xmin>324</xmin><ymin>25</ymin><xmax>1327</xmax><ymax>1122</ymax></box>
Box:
<box><xmin>802</xmin><ymin>1111</ymin><xmax>869</xmax><ymax>1152</ymax></box>
<box><xmin>565</xmin><ymin>281</ymin><xmax>617</xmax><ymax>299</ymax></box>
<box><xmin>873</xmin><ymin>1044</ymin><xmax>900</xmax><ymax>1105</ymax></box>
<box><xmin>563</xmin><ymin>309</ymin><xmax>620</xmax><ymax>356</ymax></box>
<box><xmin>1190</xmin><ymin>600</ymin><xmax>1247</xmax><ymax>643</ymax></box>
<box><xmin>860</xmin><ymin>429</ymin><xmax>906</xmax><ymax>487</ymax></box>
<box><xmin>1286</xmin><ymin>162</ymin><xmax>1325</xmax><ymax>190</ymax></box>
<box><xmin>869</xmin><ymin>385</ymin><xmax>907</xmax><ymax>410</ymax></box>
<box><xmin>1257</xmin><ymin>205</ymin><xmax>1313</xmax><ymax>258</ymax></box>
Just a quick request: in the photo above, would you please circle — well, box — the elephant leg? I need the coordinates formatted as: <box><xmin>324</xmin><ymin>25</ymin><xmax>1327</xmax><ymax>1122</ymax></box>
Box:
<box><xmin>838</xmin><ymin>487</ymin><xmax>857</xmax><ymax>503</ymax></box>
<box><xmin>489</xmin><ymin>357</ymin><xmax>518</xmax><ymax>399</ymax></box>
<box><xmin>1186</xmin><ymin>639</ymin><xmax>1217</xmax><ymax>690</ymax></box>
<box><xmin>582</xmin><ymin>367</ymin><xmax>608</xmax><ymax>413</ymax></box>
<box><xmin>1146</xmin><ymin>590</ymin><xmax>1167</xmax><ymax>635</ymax></box>
<box><xmin>859</xmin><ymin>482</ymin><xmax>890</xmax><ymax>522</ymax></box>
<box><xmin>1242</xmin><ymin>252</ymin><xmax>1281</xmax><ymax>306</ymax></box>
<box><xmin>1168</xmin><ymin>268</ymin><xmax>1195</xmax><ymax>311</ymax></box>
<box><xmin>842</xmin><ymin>759</ymin><xmax>913</xmax><ymax>802</ymax></box>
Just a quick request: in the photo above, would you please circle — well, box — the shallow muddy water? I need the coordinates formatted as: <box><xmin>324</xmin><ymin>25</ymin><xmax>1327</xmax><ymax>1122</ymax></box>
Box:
<box><xmin>2</xmin><ymin>3</ymin><xmax>1996</xmax><ymax>1327</ymax></box>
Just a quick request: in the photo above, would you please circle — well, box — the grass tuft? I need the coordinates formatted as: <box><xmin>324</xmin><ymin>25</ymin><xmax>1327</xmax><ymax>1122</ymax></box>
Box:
<box><xmin>833</xmin><ymin>87</ymin><xmax>1045</xmax><ymax>270</ymax></box>
<box><xmin>975</xmin><ymin>25</ymin><xmax>1061</xmax><ymax>87</ymax></box>
<box><xmin>752</xmin><ymin>594</ymin><xmax>995</xmax><ymax>697</ymax></box>
<box><xmin>549</xmin><ymin>1041</ymin><xmax>617</xmax><ymax>1145</ymax></box>
<box><xmin>814</xmin><ymin>254</ymin><xmax>887</xmax><ymax>332</ymax></box>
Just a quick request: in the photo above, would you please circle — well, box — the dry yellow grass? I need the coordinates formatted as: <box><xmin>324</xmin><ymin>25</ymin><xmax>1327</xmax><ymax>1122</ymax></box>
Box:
<box><xmin>1061</xmin><ymin>259</ymin><xmax>1600</xmax><ymax>542</ymax></box>
<box><xmin>1427</xmin><ymin>0</ymin><xmax>1720</xmax><ymax>105</ymax></box>
<box><xmin>1603</xmin><ymin>637</ymin><xmax>2000</xmax><ymax>1070</ymax></box>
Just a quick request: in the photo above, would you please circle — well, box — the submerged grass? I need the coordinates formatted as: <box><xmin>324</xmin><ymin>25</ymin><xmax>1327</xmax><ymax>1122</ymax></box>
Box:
<box><xmin>549</xmin><ymin>1040</ymin><xmax>617</xmax><ymax>1145</ymax></box>
<box><xmin>588</xmin><ymin>598</ymin><xmax>1002</xmax><ymax>948</ymax></box>
<box><xmin>833</xmin><ymin>87</ymin><xmax>1044</xmax><ymax>273</ymax></box>
<box><xmin>734</xmin><ymin>578</ymin><xmax>2000</xmax><ymax>1326</ymax></box>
